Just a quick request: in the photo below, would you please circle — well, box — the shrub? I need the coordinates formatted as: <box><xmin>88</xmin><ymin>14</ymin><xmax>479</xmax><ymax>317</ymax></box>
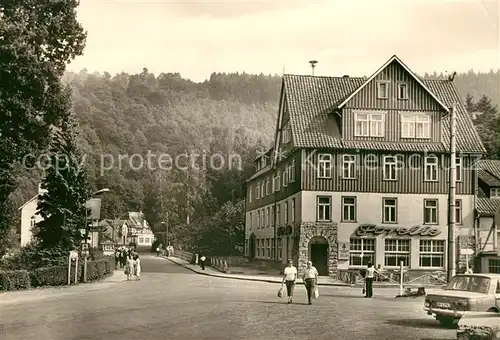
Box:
<box><xmin>0</xmin><ymin>270</ymin><xmax>31</xmax><ymax>291</ymax></box>
<box><xmin>3</xmin><ymin>243</ymin><xmax>68</xmax><ymax>271</ymax></box>
<box><xmin>30</xmin><ymin>264</ymin><xmax>82</xmax><ymax>287</ymax></box>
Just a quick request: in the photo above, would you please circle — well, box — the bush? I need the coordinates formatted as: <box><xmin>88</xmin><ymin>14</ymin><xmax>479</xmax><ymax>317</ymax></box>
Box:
<box><xmin>0</xmin><ymin>270</ymin><xmax>31</xmax><ymax>291</ymax></box>
<box><xmin>2</xmin><ymin>243</ymin><xmax>68</xmax><ymax>271</ymax></box>
<box><xmin>30</xmin><ymin>265</ymin><xmax>79</xmax><ymax>287</ymax></box>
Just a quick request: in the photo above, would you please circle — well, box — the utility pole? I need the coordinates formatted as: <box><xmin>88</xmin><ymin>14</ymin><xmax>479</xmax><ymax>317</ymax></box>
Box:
<box><xmin>447</xmin><ymin>103</ymin><xmax>457</xmax><ymax>281</ymax></box>
<box><xmin>165</xmin><ymin>212</ymin><xmax>169</xmax><ymax>247</ymax></box>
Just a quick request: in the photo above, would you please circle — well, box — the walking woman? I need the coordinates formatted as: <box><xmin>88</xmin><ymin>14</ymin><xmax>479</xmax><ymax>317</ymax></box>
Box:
<box><xmin>281</xmin><ymin>259</ymin><xmax>297</xmax><ymax>304</ymax></box>
<box><xmin>302</xmin><ymin>261</ymin><xmax>318</xmax><ymax>305</ymax></box>
<box><xmin>134</xmin><ymin>254</ymin><xmax>141</xmax><ymax>280</ymax></box>
<box><xmin>126</xmin><ymin>253</ymin><xmax>135</xmax><ymax>281</ymax></box>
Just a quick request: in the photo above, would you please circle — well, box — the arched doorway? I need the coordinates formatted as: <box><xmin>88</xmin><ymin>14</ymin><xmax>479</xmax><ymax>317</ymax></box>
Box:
<box><xmin>309</xmin><ymin>236</ymin><xmax>329</xmax><ymax>275</ymax></box>
<box><xmin>248</xmin><ymin>233</ymin><xmax>256</xmax><ymax>260</ymax></box>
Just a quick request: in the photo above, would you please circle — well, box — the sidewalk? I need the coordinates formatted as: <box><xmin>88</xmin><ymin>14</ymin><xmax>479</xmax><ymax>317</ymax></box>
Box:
<box><xmin>0</xmin><ymin>269</ymin><xmax>126</xmax><ymax>305</ymax></box>
<box><xmin>165</xmin><ymin>256</ymin><xmax>348</xmax><ymax>286</ymax></box>
<box><xmin>165</xmin><ymin>257</ymin><xmax>446</xmax><ymax>289</ymax></box>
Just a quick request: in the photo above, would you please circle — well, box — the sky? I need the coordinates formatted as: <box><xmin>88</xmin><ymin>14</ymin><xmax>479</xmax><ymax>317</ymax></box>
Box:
<box><xmin>68</xmin><ymin>0</ymin><xmax>500</xmax><ymax>81</ymax></box>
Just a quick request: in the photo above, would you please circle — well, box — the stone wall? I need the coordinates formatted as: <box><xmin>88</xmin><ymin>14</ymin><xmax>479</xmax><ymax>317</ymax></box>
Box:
<box><xmin>298</xmin><ymin>222</ymin><xmax>338</xmax><ymax>278</ymax></box>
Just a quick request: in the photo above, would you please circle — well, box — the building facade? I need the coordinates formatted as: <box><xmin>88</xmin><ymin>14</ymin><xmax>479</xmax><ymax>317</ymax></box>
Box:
<box><xmin>475</xmin><ymin>160</ymin><xmax>500</xmax><ymax>273</ymax></box>
<box><xmin>244</xmin><ymin>55</ymin><xmax>485</xmax><ymax>278</ymax></box>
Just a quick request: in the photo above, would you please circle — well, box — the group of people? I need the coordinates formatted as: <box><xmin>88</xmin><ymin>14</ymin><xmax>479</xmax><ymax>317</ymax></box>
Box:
<box><xmin>115</xmin><ymin>246</ymin><xmax>141</xmax><ymax>281</ymax></box>
<box><xmin>281</xmin><ymin>260</ymin><xmax>319</xmax><ymax>305</ymax></box>
<box><xmin>281</xmin><ymin>261</ymin><xmax>378</xmax><ymax>303</ymax></box>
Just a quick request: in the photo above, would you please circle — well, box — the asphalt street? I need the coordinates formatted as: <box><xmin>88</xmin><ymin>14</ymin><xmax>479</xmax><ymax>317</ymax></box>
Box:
<box><xmin>1</xmin><ymin>254</ymin><xmax>456</xmax><ymax>340</ymax></box>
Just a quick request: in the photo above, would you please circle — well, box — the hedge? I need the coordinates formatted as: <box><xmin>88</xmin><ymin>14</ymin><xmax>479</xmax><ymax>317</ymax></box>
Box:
<box><xmin>0</xmin><ymin>256</ymin><xmax>115</xmax><ymax>292</ymax></box>
<box><xmin>0</xmin><ymin>270</ymin><xmax>31</xmax><ymax>291</ymax></box>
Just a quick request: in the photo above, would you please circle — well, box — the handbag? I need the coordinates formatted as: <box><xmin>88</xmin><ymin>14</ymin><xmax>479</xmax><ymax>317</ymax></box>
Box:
<box><xmin>277</xmin><ymin>285</ymin><xmax>284</xmax><ymax>298</ymax></box>
<box><xmin>314</xmin><ymin>287</ymin><xmax>319</xmax><ymax>299</ymax></box>
<box><xmin>124</xmin><ymin>267</ymin><xmax>129</xmax><ymax>275</ymax></box>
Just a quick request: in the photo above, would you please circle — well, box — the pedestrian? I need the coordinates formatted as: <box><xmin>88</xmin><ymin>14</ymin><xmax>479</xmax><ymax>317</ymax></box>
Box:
<box><xmin>365</xmin><ymin>262</ymin><xmax>375</xmax><ymax>298</ymax></box>
<box><xmin>302</xmin><ymin>261</ymin><xmax>318</xmax><ymax>305</ymax></box>
<box><xmin>156</xmin><ymin>247</ymin><xmax>160</xmax><ymax>256</ymax></box>
<box><xmin>281</xmin><ymin>259</ymin><xmax>297</xmax><ymax>304</ymax></box>
<box><xmin>200</xmin><ymin>255</ymin><xmax>206</xmax><ymax>270</ymax></box>
<box><xmin>114</xmin><ymin>250</ymin><xmax>120</xmax><ymax>269</ymax></box>
<box><xmin>134</xmin><ymin>254</ymin><xmax>141</xmax><ymax>280</ymax></box>
<box><xmin>120</xmin><ymin>249</ymin><xmax>127</xmax><ymax>268</ymax></box>
<box><xmin>126</xmin><ymin>254</ymin><xmax>135</xmax><ymax>281</ymax></box>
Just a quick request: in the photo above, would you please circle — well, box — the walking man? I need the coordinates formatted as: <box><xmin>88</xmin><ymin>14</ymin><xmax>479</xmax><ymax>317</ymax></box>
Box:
<box><xmin>282</xmin><ymin>259</ymin><xmax>297</xmax><ymax>304</ymax></box>
<box><xmin>302</xmin><ymin>261</ymin><xmax>318</xmax><ymax>305</ymax></box>
<box><xmin>365</xmin><ymin>262</ymin><xmax>375</xmax><ymax>298</ymax></box>
<box><xmin>200</xmin><ymin>255</ymin><xmax>206</xmax><ymax>270</ymax></box>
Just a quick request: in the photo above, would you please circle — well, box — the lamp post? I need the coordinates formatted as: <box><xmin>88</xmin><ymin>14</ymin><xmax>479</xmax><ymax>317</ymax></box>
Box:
<box><xmin>161</xmin><ymin>213</ymin><xmax>169</xmax><ymax>253</ymax></box>
<box><xmin>83</xmin><ymin>188</ymin><xmax>110</xmax><ymax>283</ymax></box>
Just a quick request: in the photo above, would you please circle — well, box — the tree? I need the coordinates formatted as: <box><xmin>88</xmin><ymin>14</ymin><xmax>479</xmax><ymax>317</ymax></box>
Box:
<box><xmin>34</xmin><ymin>112</ymin><xmax>92</xmax><ymax>251</ymax></box>
<box><xmin>0</xmin><ymin>0</ymin><xmax>86</xmax><ymax>249</ymax></box>
<box><xmin>471</xmin><ymin>95</ymin><xmax>499</xmax><ymax>159</ymax></box>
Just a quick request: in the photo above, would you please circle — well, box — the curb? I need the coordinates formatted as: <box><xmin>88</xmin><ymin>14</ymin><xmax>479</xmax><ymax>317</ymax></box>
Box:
<box><xmin>164</xmin><ymin>257</ymin><xmax>349</xmax><ymax>287</ymax></box>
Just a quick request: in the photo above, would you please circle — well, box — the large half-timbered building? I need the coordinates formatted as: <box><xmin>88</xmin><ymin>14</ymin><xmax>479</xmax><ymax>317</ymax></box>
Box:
<box><xmin>244</xmin><ymin>55</ymin><xmax>485</xmax><ymax>278</ymax></box>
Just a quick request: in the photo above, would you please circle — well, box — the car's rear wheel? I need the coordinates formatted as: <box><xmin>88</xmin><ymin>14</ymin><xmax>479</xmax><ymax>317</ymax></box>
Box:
<box><xmin>487</xmin><ymin>307</ymin><xmax>499</xmax><ymax>313</ymax></box>
<box><xmin>437</xmin><ymin>316</ymin><xmax>456</xmax><ymax>327</ymax></box>
<box><xmin>457</xmin><ymin>331</ymin><xmax>471</xmax><ymax>340</ymax></box>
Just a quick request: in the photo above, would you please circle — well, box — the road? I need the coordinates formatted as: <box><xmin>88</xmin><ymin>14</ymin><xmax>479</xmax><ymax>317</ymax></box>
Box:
<box><xmin>1</xmin><ymin>254</ymin><xmax>456</xmax><ymax>340</ymax></box>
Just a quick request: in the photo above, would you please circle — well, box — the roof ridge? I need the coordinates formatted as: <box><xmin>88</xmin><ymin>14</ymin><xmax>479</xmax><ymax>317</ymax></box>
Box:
<box><xmin>283</xmin><ymin>74</ymin><xmax>365</xmax><ymax>79</ymax></box>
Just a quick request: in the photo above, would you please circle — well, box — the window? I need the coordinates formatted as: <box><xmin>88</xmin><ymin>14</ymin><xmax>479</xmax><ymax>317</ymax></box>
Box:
<box><xmin>384</xmin><ymin>239</ymin><xmax>410</xmax><ymax>267</ymax></box>
<box><xmin>355</xmin><ymin>112</ymin><xmax>385</xmax><ymax>137</ymax></box>
<box><xmin>419</xmin><ymin>240</ymin><xmax>445</xmax><ymax>268</ymax></box>
<box><xmin>248</xmin><ymin>212</ymin><xmax>252</xmax><ymax>229</ymax></box>
<box><xmin>354</xmin><ymin>112</ymin><xmax>369</xmax><ymax>136</ymax></box>
<box><xmin>398</xmin><ymin>82</ymin><xmax>408</xmax><ymax>100</ymax></box>
<box><xmin>456</xmin><ymin>157</ymin><xmax>462</xmax><ymax>182</ymax></box>
<box><xmin>266</xmin><ymin>207</ymin><xmax>270</xmax><ymax>227</ymax></box>
<box><xmin>349</xmin><ymin>238</ymin><xmax>375</xmax><ymax>266</ymax></box>
<box><xmin>283</xmin><ymin>168</ymin><xmax>288</xmax><ymax>187</ymax></box>
<box><xmin>255</xmin><ymin>184</ymin><xmax>260</xmax><ymax>199</ymax></box>
<box><xmin>377</xmin><ymin>81</ymin><xmax>388</xmax><ymax>99</ymax></box>
<box><xmin>257</xmin><ymin>239</ymin><xmax>261</xmax><ymax>257</ymax></box>
<box><xmin>282</xmin><ymin>125</ymin><xmax>291</xmax><ymax>144</ymax></box>
<box><xmin>317</xmin><ymin>196</ymin><xmax>331</xmax><ymax>221</ymax></box>
<box><xmin>491</xmin><ymin>188</ymin><xmax>500</xmax><ymax>199</ymax></box>
<box><xmin>257</xmin><ymin>210</ymin><xmax>261</xmax><ymax>228</ymax></box>
<box><xmin>277</xmin><ymin>238</ymin><xmax>282</xmax><ymax>260</ymax></box>
<box><xmin>266</xmin><ymin>178</ymin><xmax>271</xmax><ymax>195</ymax></box>
<box><xmin>318</xmin><ymin>154</ymin><xmax>332</xmax><ymax>178</ymax></box>
<box><xmin>415</xmin><ymin>115</ymin><xmax>430</xmax><ymax>138</ymax></box>
<box><xmin>284</xmin><ymin>201</ymin><xmax>288</xmax><ymax>224</ymax></box>
<box><xmin>289</xmin><ymin>160</ymin><xmax>296</xmax><ymax>182</ymax></box>
<box><xmin>139</xmin><ymin>237</ymin><xmax>144</xmax><ymax>243</ymax></box>
<box><xmin>145</xmin><ymin>237</ymin><xmax>150</xmax><ymax>243</ymax></box>
<box><xmin>249</xmin><ymin>187</ymin><xmax>252</xmax><ymax>203</ymax></box>
<box><xmin>424</xmin><ymin>199</ymin><xmax>438</xmax><ymax>224</ymax></box>
<box><xmin>383</xmin><ymin>156</ymin><xmax>397</xmax><ymax>180</ymax></box>
<box><xmin>401</xmin><ymin>113</ymin><xmax>430</xmax><ymax>139</ymax></box>
<box><xmin>266</xmin><ymin>238</ymin><xmax>271</xmax><ymax>258</ymax></box>
<box><xmin>489</xmin><ymin>259</ymin><xmax>500</xmax><ymax>274</ymax></box>
<box><xmin>455</xmin><ymin>199</ymin><xmax>462</xmax><ymax>224</ymax></box>
<box><xmin>342</xmin><ymin>155</ymin><xmax>356</xmax><ymax>179</ymax></box>
<box><xmin>276</xmin><ymin>204</ymin><xmax>281</xmax><ymax>226</ymax></box>
<box><xmin>291</xmin><ymin>198</ymin><xmax>295</xmax><ymax>223</ymax></box>
<box><xmin>342</xmin><ymin>197</ymin><xmax>356</xmax><ymax>222</ymax></box>
<box><xmin>261</xmin><ymin>181</ymin><xmax>265</xmax><ymax>196</ymax></box>
<box><xmin>370</xmin><ymin>113</ymin><xmax>385</xmax><ymax>137</ymax></box>
<box><xmin>424</xmin><ymin>156</ymin><xmax>438</xmax><ymax>181</ymax></box>
<box><xmin>30</xmin><ymin>216</ymin><xmax>36</xmax><ymax>228</ymax></box>
<box><xmin>382</xmin><ymin>198</ymin><xmax>397</xmax><ymax>223</ymax></box>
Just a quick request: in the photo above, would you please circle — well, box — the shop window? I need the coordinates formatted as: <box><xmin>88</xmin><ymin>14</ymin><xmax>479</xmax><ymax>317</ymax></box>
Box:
<box><xmin>349</xmin><ymin>238</ymin><xmax>375</xmax><ymax>266</ymax></box>
<box><xmin>419</xmin><ymin>240</ymin><xmax>445</xmax><ymax>268</ymax></box>
<box><xmin>384</xmin><ymin>239</ymin><xmax>410</xmax><ymax>267</ymax></box>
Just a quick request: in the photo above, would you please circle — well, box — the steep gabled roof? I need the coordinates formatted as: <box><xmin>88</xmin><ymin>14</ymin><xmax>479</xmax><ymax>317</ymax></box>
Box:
<box><xmin>337</xmin><ymin>55</ymin><xmax>450</xmax><ymax>113</ymax></box>
<box><xmin>478</xmin><ymin>160</ymin><xmax>500</xmax><ymax>186</ymax></box>
<box><xmin>282</xmin><ymin>59</ymin><xmax>485</xmax><ymax>153</ymax></box>
<box><xmin>18</xmin><ymin>195</ymin><xmax>39</xmax><ymax>211</ymax></box>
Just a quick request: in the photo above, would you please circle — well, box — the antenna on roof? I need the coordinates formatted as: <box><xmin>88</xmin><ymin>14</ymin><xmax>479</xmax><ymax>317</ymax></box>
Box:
<box><xmin>309</xmin><ymin>60</ymin><xmax>318</xmax><ymax>76</ymax></box>
<box><xmin>448</xmin><ymin>71</ymin><xmax>457</xmax><ymax>82</ymax></box>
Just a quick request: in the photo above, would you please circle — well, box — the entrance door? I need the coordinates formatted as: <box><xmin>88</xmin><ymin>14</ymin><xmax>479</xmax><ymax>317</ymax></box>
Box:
<box><xmin>311</xmin><ymin>243</ymin><xmax>329</xmax><ymax>276</ymax></box>
<box><xmin>248</xmin><ymin>234</ymin><xmax>256</xmax><ymax>260</ymax></box>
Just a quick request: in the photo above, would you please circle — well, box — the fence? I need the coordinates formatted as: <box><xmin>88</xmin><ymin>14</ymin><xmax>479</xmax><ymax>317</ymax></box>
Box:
<box><xmin>210</xmin><ymin>257</ymin><xmax>230</xmax><ymax>273</ymax></box>
<box><xmin>338</xmin><ymin>268</ymin><xmax>447</xmax><ymax>286</ymax></box>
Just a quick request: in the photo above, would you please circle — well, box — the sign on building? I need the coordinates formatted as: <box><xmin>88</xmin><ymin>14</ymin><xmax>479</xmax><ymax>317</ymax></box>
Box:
<box><xmin>338</xmin><ymin>243</ymin><xmax>349</xmax><ymax>260</ymax></box>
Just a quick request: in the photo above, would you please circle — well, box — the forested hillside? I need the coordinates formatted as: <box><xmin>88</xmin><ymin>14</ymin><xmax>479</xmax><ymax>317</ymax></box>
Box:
<box><xmin>7</xmin><ymin>69</ymin><xmax>499</xmax><ymax>254</ymax></box>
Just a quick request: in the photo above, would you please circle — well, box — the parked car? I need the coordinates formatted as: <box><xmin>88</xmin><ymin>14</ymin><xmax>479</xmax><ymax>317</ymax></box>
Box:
<box><xmin>423</xmin><ymin>273</ymin><xmax>500</xmax><ymax>327</ymax></box>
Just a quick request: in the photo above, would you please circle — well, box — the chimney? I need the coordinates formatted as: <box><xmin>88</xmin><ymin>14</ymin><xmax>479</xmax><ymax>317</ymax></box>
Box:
<box><xmin>343</xmin><ymin>75</ymin><xmax>349</xmax><ymax>78</ymax></box>
<box><xmin>309</xmin><ymin>60</ymin><xmax>318</xmax><ymax>76</ymax></box>
<box><xmin>38</xmin><ymin>183</ymin><xmax>48</xmax><ymax>195</ymax></box>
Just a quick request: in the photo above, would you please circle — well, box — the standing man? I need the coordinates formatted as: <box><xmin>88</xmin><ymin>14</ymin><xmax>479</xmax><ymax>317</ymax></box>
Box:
<box><xmin>302</xmin><ymin>261</ymin><xmax>318</xmax><ymax>305</ymax></box>
<box><xmin>282</xmin><ymin>259</ymin><xmax>297</xmax><ymax>304</ymax></box>
<box><xmin>200</xmin><ymin>255</ymin><xmax>206</xmax><ymax>270</ymax></box>
<box><xmin>365</xmin><ymin>262</ymin><xmax>375</xmax><ymax>298</ymax></box>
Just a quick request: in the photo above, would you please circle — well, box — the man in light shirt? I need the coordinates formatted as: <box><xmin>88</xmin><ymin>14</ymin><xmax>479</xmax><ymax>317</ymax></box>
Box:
<box><xmin>365</xmin><ymin>262</ymin><xmax>376</xmax><ymax>298</ymax></box>
<box><xmin>302</xmin><ymin>261</ymin><xmax>318</xmax><ymax>305</ymax></box>
<box><xmin>282</xmin><ymin>259</ymin><xmax>297</xmax><ymax>304</ymax></box>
